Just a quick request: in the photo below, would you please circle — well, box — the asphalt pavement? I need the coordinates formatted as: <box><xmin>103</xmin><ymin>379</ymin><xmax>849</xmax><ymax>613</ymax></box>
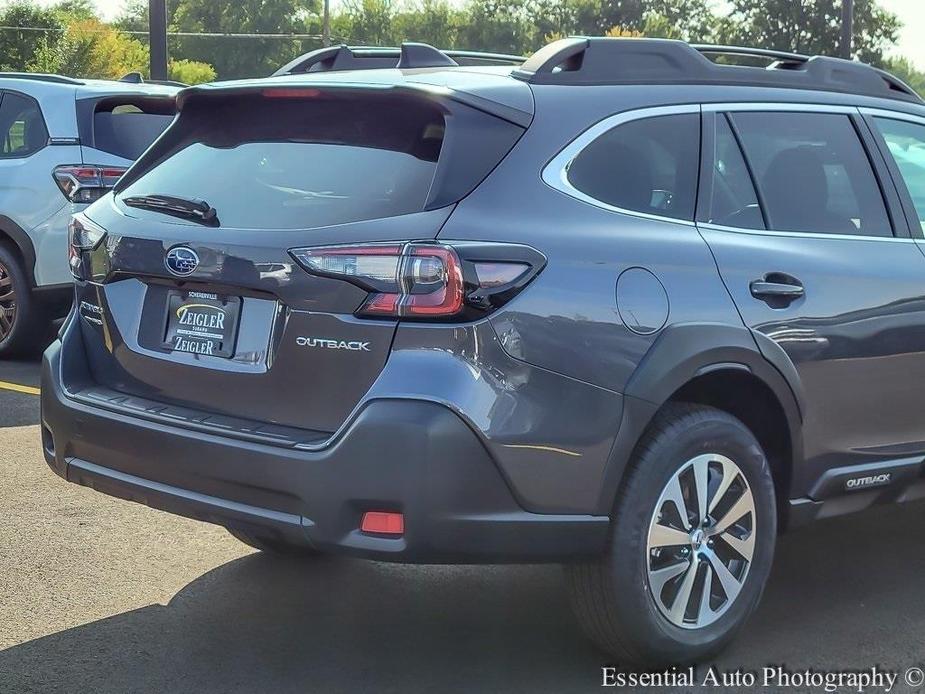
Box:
<box><xmin>1</xmin><ymin>350</ymin><xmax>924</xmax><ymax>693</ymax></box>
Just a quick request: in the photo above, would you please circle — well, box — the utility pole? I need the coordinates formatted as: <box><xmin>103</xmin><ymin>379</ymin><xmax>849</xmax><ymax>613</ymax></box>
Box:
<box><xmin>149</xmin><ymin>0</ymin><xmax>169</xmax><ymax>81</ymax></box>
<box><xmin>840</xmin><ymin>0</ymin><xmax>854</xmax><ymax>59</ymax></box>
<box><xmin>322</xmin><ymin>0</ymin><xmax>331</xmax><ymax>47</ymax></box>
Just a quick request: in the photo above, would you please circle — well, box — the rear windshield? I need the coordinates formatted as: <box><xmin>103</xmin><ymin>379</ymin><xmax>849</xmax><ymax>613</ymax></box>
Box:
<box><xmin>118</xmin><ymin>94</ymin><xmax>446</xmax><ymax>230</ymax></box>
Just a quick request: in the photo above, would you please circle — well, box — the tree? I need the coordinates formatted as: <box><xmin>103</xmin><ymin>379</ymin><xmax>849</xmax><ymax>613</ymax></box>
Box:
<box><xmin>30</xmin><ymin>17</ymin><xmax>148</xmax><ymax>78</ymax></box>
<box><xmin>0</xmin><ymin>3</ymin><xmax>64</xmax><ymax>71</ymax></box>
<box><xmin>881</xmin><ymin>56</ymin><xmax>925</xmax><ymax>97</ymax></box>
<box><xmin>718</xmin><ymin>0</ymin><xmax>900</xmax><ymax>63</ymax></box>
<box><xmin>169</xmin><ymin>0</ymin><xmax>317</xmax><ymax>79</ymax></box>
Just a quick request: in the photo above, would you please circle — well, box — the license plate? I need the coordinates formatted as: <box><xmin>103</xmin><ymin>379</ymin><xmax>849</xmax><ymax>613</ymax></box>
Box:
<box><xmin>163</xmin><ymin>290</ymin><xmax>241</xmax><ymax>358</ymax></box>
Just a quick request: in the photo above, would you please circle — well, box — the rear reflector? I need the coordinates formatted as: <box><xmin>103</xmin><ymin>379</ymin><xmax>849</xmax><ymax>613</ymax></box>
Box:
<box><xmin>361</xmin><ymin>511</ymin><xmax>404</xmax><ymax>535</ymax></box>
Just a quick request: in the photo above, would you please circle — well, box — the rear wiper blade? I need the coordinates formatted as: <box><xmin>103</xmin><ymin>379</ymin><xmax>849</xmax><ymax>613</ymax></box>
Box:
<box><xmin>122</xmin><ymin>194</ymin><xmax>220</xmax><ymax>227</ymax></box>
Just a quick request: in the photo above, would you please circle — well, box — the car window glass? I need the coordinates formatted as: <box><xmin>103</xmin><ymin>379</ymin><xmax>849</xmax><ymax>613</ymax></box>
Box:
<box><xmin>873</xmin><ymin>117</ymin><xmax>925</xmax><ymax>231</ymax></box>
<box><xmin>731</xmin><ymin>111</ymin><xmax>891</xmax><ymax>237</ymax></box>
<box><xmin>708</xmin><ymin>114</ymin><xmax>765</xmax><ymax>230</ymax></box>
<box><xmin>0</xmin><ymin>93</ymin><xmax>47</xmax><ymax>157</ymax></box>
<box><xmin>567</xmin><ymin>113</ymin><xmax>700</xmax><ymax>221</ymax></box>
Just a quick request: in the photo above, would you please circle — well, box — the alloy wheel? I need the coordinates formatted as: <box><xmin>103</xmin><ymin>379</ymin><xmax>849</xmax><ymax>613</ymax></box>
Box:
<box><xmin>0</xmin><ymin>259</ymin><xmax>15</xmax><ymax>343</ymax></box>
<box><xmin>646</xmin><ymin>453</ymin><xmax>756</xmax><ymax>629</ymax></box>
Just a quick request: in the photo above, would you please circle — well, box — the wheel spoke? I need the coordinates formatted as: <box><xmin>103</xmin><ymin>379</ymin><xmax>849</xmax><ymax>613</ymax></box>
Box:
<box><xmin>713</xmin><ymin>488</ymin><xmax>755</xmax><ymax>535</ymax></box>
<box><xmin>648</xmin><ymin>559</ymin><xmax>690</xmax><ymax>597</ymax></box>
<box><xmin>696</xmin><ymin>562</ymin><xmax>715</xmax><ymax>627</ymax></box>
<box><xmin>708</xmin><ymin>457</ymin><xmax>740</xmax><ymax>515</ymax></box>
<box><xmin>705</xmin><ymin>549</ymin><xmax>743</xmax><ymax>602</ymax></box>
<box><xmin>648</xmin><ymin>522</ymin><xmax>691</xmax><ymax>549</ymax></box>
<box><xmin>661</xmin><ymin>473</ymin><xmax>691</xmax><ymax>531</ymax></box>
<box><xmin>692</xmin><ymin>455</ymin><xmax>710</xmax><ymax>526</ymax></box>
<box><xmin>668</xmin><ymin>555</ymin><xmax>700</xmax><ymax>624</ymax></box>
<box><xmin>722</xmin><ymin>529</ymin><xmax>755</xmax><ymax>562</ymax></box>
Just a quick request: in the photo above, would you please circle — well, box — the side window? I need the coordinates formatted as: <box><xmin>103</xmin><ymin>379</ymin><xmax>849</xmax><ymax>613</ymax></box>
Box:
<box><xmin>0</xmin><ymin>93</ymin><xmax>48</xmax><ymax>158</ymax></box>
<box><xmin>872</xmin><ymin>117</ymin><xmax>925</xmax><ymax>231</ymax></box>
<box><xmin>731</xmin><ymin>112</ymin><xmax>892</xmax><ymax>237</ymax></box>
<box><xmin>567</xmin><ymin>113</ymin><xmax>700</xmax><ymax>221</ymax></box>
<box><xmin>708</xmin><ymin>114</ymin><xmax>765</xmax><ymax>230</ymax></box>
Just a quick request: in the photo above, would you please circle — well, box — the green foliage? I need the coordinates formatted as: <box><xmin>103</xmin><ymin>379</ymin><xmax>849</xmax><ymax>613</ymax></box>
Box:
<box><xmin>718</xmin><ymin>0</ymin><xmax>900</xmax><ymax>63</ymax></box>
<box><xmin>169</xmin><ymin>0</ymin><xmax>318</xmax><ymax>80</ymax></box>
<box><xmin>168</xmin><ymin>58</ymin><xmax>217</xmax><ymax>84</ymax></box>
<box><xmin>30</xmin><ymin>17</ymin><xmax>148</xmax><ymax>79</ymax></box>
<box><xmin>881</xmin><ymin>56</ymin><xmax>925</xmax><ymax>97</ymax></box>
<box><xmin>0</xmin><ymin>2</ymin><xmax>64</xmax><ymax>71</ymax></box>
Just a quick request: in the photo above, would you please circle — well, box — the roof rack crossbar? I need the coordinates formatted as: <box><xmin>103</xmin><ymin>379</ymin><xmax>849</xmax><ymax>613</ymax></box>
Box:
<box><xmin>273</xmin><ymin>43</ymin><xmax>525</xmax><ymax>76</ymax></box>
<box><xmin>511</xmin><ymin>37</ymin><xmax>922</xmax><ymax>104</ymax></box>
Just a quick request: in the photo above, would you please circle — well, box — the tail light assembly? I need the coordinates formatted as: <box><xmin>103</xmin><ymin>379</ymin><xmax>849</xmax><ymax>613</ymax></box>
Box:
<box><xmin>291</xmin><ymin>241</ymin><xmax>546</xmax><ymax>320</ymax></box>
<box><xmin>54</xmin><ymin>165</ymin><xmax>128</xmax><ymax>204</ymax></box>
<box><xmin>68</xmin><ymin>213</ymin><xmax>107</xmax><ymax>281</ymax></box>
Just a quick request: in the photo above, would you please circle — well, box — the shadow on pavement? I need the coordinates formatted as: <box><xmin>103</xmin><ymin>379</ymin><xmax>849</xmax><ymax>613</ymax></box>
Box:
<box><xmin>2</xmin><ymin>503</ymin><xmax>924</xmax><ymax>693</ymax></box>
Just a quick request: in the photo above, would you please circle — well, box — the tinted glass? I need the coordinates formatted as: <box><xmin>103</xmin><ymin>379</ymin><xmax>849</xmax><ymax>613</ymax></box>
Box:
<box><xmin>93</xmin><ymin>104</ymin><xmax>174</xmax><ymax>160</ymax></box>
<box><xmin>708</xmin><ymin>114</ymin><xmax>765</xmax><ymax>230</ymax></box>
<box><xmin>567</xmin><ymin>113</ymin><xmax>700</xmax><ymax>221</ymax></box>
<box><xmin>731</xmin><ymin>112</ymin><xmax>891</xmax><ymax>237</ymax></box>
<box><xmin>0</xmin><ymin>92</ymin><xmax>47</xmax><ymax>158</ymax></box>
<box><xmin>873</xmin><ymin>117</ymin><xmax>925</xmax><ymax>230</ymax></box>
<box><xmin>119</xmin><ymin>96</ymin><xmax>445</xmax><ymax>230</ymax></box>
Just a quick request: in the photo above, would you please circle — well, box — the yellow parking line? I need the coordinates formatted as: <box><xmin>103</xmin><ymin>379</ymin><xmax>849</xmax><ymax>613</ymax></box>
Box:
<box><xmin>0</xmin><ymin>380</ymin><xmax>40</xmax><ymax>396</ymax></box>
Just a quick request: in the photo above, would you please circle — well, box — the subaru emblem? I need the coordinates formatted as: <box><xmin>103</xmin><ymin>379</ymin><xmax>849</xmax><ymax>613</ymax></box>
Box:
<box><xmin>165</xmin><ymin>246</ymin><xmax>200</xmax><ymax>276</ymax></box>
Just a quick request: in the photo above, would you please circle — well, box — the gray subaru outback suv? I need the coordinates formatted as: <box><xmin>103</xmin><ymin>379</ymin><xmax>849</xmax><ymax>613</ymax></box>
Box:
<box><xmin>41</xmin><ymin>38</ymin><xmax>925</xmax><ymax>665</ymax></box>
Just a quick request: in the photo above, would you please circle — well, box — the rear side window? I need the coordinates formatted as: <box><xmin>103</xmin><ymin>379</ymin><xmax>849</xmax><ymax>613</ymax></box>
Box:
<box><xmin>92</xmin><ymin>103</ymin><xmax>175</xmax><ymax>160</ymax></box>
<box><xmin>0</xmin><ymin>92</ymin><xmax>47</xmax><ymax>158</ymax></box>
<box><xmin>567</xmin><ymin>113</ymin><xmax>700</xmax><ymax>221</ymax></box>
<box><xmin>119</xmin><ymin>94</ymin><xmax>449</xmax><ymax>230</ymax></box>
<box><xmin>872</xmin><ymin>117</ymin><xmax>925</xmax><ymax>230</ymax></box>
<box><xmin>708</xmin><ymin>114</ymin><xmax>765</xmax><ymax>230</ymax></box>
<box><xmin>731</xmin><ymin>112</ymin><xmax>891</xmax><ymax>237</ymax></box>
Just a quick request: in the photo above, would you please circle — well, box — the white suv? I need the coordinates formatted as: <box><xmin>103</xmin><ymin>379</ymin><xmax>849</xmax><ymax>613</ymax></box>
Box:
<box><xmin>0</xmin><ymin>73</ymin><xmax>178</xmax><ymax>357</ymax></box>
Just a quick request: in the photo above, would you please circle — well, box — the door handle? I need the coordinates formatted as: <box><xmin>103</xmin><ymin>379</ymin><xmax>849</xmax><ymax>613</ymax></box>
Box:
<box><xmin>749</xmin><ymin>273</ymin><xmax>804</xmax><ymax>306</ymax></box>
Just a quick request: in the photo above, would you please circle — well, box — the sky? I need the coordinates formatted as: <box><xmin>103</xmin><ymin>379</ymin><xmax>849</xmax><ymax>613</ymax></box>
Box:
<box><xmin>27</xmin><ymin>0</ymin><xmax>925</xmax><ymax>70</ymax></box>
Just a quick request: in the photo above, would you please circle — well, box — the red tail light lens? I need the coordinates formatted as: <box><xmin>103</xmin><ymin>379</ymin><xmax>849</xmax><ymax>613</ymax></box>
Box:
<box><xmin>53</xmin><ymin>165</ymin><xmax>127</xmax><ymax>203</ymax></box>
<box><xmin>291</xmin><ymin>241</ymin><xmax>545</xmax><ymax>321</ymax></box>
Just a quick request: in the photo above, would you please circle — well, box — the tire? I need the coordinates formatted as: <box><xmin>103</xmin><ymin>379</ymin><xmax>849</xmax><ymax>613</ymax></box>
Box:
<box><xmin>226</xmin><ymin>527</ymin><xmax>322</xmax><ymax>557</ymax></box>
<box><xmin>0</xmin><ymin>243</ymin><xmax>50</xmax><ymax>359</ymax></box>
<box><xmin>566</xmin><ymin>403</ymin><xmax>777</xmax><ymax>667</ymax></box>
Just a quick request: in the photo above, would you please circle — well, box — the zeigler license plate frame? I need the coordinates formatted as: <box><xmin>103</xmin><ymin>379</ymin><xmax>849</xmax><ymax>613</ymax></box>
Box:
<box><xmin>163</xmin><ymin>289</ymin><xmax>242</xmax><ymax>358</ymax></box>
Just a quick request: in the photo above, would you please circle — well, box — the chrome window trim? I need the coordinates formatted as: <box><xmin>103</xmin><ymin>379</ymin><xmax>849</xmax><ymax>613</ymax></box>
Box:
<box><xmin>543</xmin><ymin>101</ymin><xmax>915</xmax><ymax>240</ymax></box>
<box><xmin>541</xmin><ymin>104</ymin><xmax>701</xmax><ymax>227</ymax></box>
<box><xmin>698</xmin><ymin>222</ymin><xmax>917</xmax><ymax>243</ymax></box>
<box><xmin>860</xmin><ymin>107</ymin><xmax>925</xmax><ymax>127</ymax></box>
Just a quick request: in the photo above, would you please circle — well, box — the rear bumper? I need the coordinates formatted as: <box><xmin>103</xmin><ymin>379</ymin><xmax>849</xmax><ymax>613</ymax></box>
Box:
<box><xmin>41</xmin><ymin>338</ymin><xmax>610</xmax><ymax>563</ymax></box>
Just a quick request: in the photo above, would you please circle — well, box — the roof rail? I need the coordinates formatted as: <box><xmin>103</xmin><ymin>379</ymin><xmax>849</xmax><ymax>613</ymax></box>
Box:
<box><xmin>512</xmin><ymin>37</ymin><xmax>922</xmax><ymax>103</ymax></box>
<box><xmin>273</xmin><ymin>42</ymin><xmax>525</xmax><ymax>76</ymax></box>
<box><xmin>0</xmin><ymin>72</ymin><xmax>83</xmax><ymax>85</ymax></box>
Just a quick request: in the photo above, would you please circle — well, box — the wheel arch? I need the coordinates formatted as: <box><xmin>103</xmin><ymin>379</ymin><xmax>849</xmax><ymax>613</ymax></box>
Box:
<box><xmin>0</xmin><ymin>215</ymin><xmax>36</xmax><ymax>287</ymax></box>
<box><xmin>598</xmin><ymin>323</ymin><xmax>804</xmax><ymax>521</ymax></box>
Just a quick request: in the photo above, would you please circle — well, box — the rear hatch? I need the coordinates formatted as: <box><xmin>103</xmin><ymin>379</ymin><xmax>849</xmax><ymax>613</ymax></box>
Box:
<box><xmin>72</xmin><ymin>77</ymin><xmax>530</xmax><ymax>438</ymax></box>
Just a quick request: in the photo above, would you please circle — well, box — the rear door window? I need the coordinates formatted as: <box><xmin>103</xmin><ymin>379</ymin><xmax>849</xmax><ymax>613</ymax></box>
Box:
<box><xmin>872</xmin><ymin>117</ymin><xmax>925</xmax><ymax>231</ymax></box>
<box><xmin>730</xmin><ymin>111</ymin><xmax>892</xmax><ymax>237</ymax></box>
<box><xmin>707</xmin><ymin>114</ymin><xmax>765</xmax><ymax>230</ymax></box>
<box><xmin>566</xmin><ymin>113</ymin><xmax>701</xmax><ymax>221</ymax></box>
<box><xmin>0</xmin><ymin>92</ymin><xmax>47</xmax><ymax>158</ymax></box>
<box><xmin>118</xmin><ymin>94</ymin><xmax>447</xmax><ymax>230</ymax></box>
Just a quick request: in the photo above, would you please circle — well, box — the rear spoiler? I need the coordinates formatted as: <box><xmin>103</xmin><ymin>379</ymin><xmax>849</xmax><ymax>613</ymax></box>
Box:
<box><xmin>175</xmin><ymin>80</ymin><xmax>532</xmax><ymax>128</ymax></box>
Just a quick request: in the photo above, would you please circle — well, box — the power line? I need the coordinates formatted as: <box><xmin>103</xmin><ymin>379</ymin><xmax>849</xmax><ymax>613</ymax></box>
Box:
<box><xmin>0</xmin><ymin>24</ymin><xmax>329</xmax><ymax>40</ymax></box>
